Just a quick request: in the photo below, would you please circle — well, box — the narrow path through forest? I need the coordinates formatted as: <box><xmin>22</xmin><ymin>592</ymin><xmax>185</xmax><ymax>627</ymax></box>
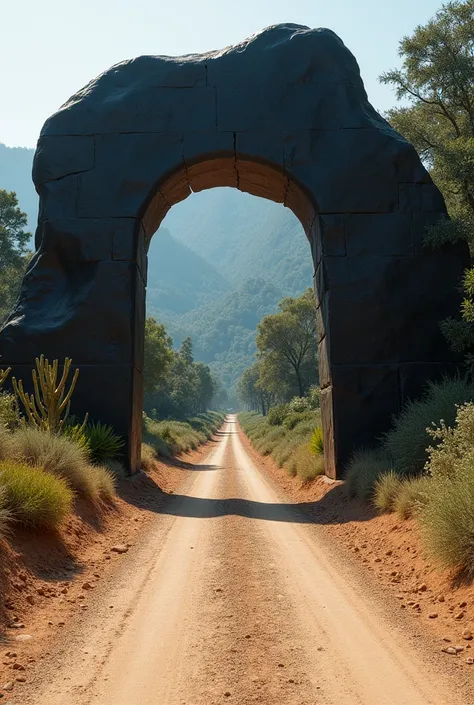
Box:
<box><xmin>15</xmin><ymin>417</ymin><xmax>467</xmax><ymax>704</ymax></box>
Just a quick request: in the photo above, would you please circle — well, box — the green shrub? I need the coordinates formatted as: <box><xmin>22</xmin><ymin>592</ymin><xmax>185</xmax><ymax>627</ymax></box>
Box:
<box><xmin>288</xmin><ymin>444</ymin><xmax>325</xmax><ymax>482</ymax></box>
<box><xmin>309</xmin><ymin>426</ymin><xmax>324</xmax><ymax>455</ymax></box>
<box><xmin>287</xmin><ymin>396</ymin><xmax>312</xmax><ymax>413</ymax></box>
<box><xmin>373</xmin><ymin>472</ymin><xmax>403</xmax><ymax>513</ymax></box>
<box><xmin>267</xmin><ymin>404</ymin><xmax>290</xmax><ymax>426</ymax></box>
<box><xmin>12</xmin><ymin>427</ymin><xmax>99</xmax><ymax>500</ymax></box>
<box><xmin>85</xmin><ymin>422</ymin><xmax>125</xmax><ymax>464</ymax></box>
<box><xmin>0</xmin><ymin>425</ymin><xmax>13</xmax><ymax>460</ymax></box>
<box><xmin>92</xmin><ymin>465</ymin><xmax>116</xmax><ymax>501</ymax></box>
<box><xmin>0</xmin><ymin>392</ymin><xmax>18</xmax><ymax>428</ymax></box>
<box><xmin>384</xmin><ymin>377</ymin><xmax>474</xmax><ymax>476</ymax></box>
<box><xmin>141</xmin><ymin>442</ymin><xmax>157</xmax><ymax>472</ymax></box>
<box><xmin>254</xmin><ymin>426</ymin><xmax>287</xmax><ymax>455</ymax></box>
<box><xmin>283</xmin><ymin>411</ymin><xmax>315</xmax><ymax>431</ymax></box>
<box><xmin>63</xmin><ymin>418</ymin><xmax>90</xmax><ymax>453</ymax></box>
<box><xmin>0</xmin><ymin>486</ymin><xmax>11</xmax><ymax>538</ymax></box>
<box><xmin>345</xmin><ymin>448</ymin><xmax>392</xmax><ymax>501</ymax></box>
<box><xmin>420</xmin><ymin>470</ymin><xmax>474</xmax><ymax>575</ymax></box>
<box><xmin>394</xmin><ymin>476</ymin><xmax>430</xmax><ymax>520</ymax></box>
<box><xmin>425</xmin><ymin>402</ymin><xmax>474</xmax><ymax>480</ymax></box>
<box><xmin>0</xmin><ymin>461</ymin><xmax>73</xmax><ymax>530</ymax></box>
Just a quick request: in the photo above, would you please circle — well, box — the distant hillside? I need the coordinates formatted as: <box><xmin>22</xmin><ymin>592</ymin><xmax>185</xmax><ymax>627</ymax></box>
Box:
<box><xmin>147</xmin><ymin>228</ymin><xmax>231</xmax><ymax>315</ymax></box>
<box><xmin>163</xmin><ymin>188</ymin><xmax>312</xmax><ymax>298</ymax></box>
<box><xmin>161</xmin><ymin>278</ymin><xmax>285</xmax><ymax>391</ymax></box>
<box><xmin>0</xmin><ymin>144</ymin><xmax>312</xmax><ymax>395</ymax></box>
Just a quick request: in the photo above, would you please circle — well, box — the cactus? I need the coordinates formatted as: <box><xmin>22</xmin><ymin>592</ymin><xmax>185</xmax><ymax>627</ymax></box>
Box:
<box><xmin>0</xmin><ymin>368</ymin><xmax>11</xmax><ymax>389</ymax></box>
<box><xmin>12</xmin><ymin>356</ymin><xmax>83</xmax><ymax>433</ymax></box>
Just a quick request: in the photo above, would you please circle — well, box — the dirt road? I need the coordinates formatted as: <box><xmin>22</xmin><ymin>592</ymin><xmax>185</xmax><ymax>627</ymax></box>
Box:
<box><xmin>17</xmin><ymin>417</ymin><xmax>467</xmax><ymax>704</ymax></box>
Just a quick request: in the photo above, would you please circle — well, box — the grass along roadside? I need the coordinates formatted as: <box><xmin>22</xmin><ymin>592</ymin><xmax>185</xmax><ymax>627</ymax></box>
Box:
<box><xmin>238</xmin><ymin>409</ymin><xmax>324</xmax><ymax>482</ymax></box>
<box><xmin>141</xmin><ymin>410</ymin><xmax>226</xmax><ymax>469</ymax></box>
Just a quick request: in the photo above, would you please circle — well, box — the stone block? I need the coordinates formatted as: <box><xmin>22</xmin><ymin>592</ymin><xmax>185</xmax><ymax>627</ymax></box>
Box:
<box><xmin>78</xmin><ymin>133</ymin><xmax>184</xmax><ymax>219</ymax></box>
<box><xmin>235</xmin><ymin>131</ymin><xmax>285</xmax><ymax>171</ymax></box>
<box><xmin>320</xmin><ymin>387</ymin><xmax>336</xmax><ymax>479</ymax></box>
<box><xmin>319</xmin><ymin>215</ymin><xmax>346</xmax><ymax>256</ymax></box>
<box><xmin>399</xmin><ymin>183</ymin><xmax>446</xmax><ymax>212</ymax></box>
<box><xmin>39</xmin><ymin>175</ymin><xmax>79</xmax><ymax>221</ymax></box>
<box><xmin>183</xmin><ymin>131</ymin><xmax>234</xmax><ymax>166</ymax></box>
<box><xmin>33</xmin><ymin>136</ymin><xmax>95</xmax><ymax>185</ymax></box>
<box><xmin>40</xmin><ymin>218</ymin><xmax>113</xmax><ymax>262</ymax></box>
<box><xmin>345</xmin><ymin>213</ymin><xmax>413</xmax><ymax>256</ymax></box>
<box><xmin>283</xmin><ymin>129</ymin><xmax>402</xmax><ymax>213</ymax></box>
<box><xmin>330</xmin><ymin>364</ymin><xmax>401</xmax><ymax>472</ymax></box>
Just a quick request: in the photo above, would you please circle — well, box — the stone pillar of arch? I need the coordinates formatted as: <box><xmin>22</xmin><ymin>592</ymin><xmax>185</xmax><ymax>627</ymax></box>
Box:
<box><xmin>0</xmin><ymin>24</ymin><xmax>468</xmax><ymax>477</ymax></box>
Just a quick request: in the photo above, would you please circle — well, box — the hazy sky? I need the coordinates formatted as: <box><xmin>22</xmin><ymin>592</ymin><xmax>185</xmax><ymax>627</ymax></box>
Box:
<box><xmin>2</xmin><ymin>0</ymin><xmax>443</xmax><ymax>148</ymax></box>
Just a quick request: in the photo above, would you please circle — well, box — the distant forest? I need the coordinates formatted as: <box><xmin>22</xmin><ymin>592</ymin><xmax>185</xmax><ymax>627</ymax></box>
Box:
<box><xmin>0</xmin><ymin>143</ymin><xmax>312</xmax><ymax>398</ymax></box>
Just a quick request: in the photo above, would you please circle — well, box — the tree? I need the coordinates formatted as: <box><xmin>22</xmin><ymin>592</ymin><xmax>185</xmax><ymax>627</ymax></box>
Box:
<box><xmin>194</xmin><ymin>362</ymin><xmax>216</xmax><ymax>413</ymax></box>
<box><xmin>237</xmin><ymin>361</ymin><xmax>272</xmax><ymax>414</ymax></box>
<box><xmin>380</xmin><ymin>1</ymin><xmax>474</xmax><ymax>367</ymax></box>
<box><xmin>179</xmin><ymin>336</ymin><xmax>194</xmax><ymax>365</ymax></box>
<box><xmin>256</xmin><ymin>288</ymin><xmax>318</xmax><ymax>398</ymax></box>
<box><xmin>0</xmin><ymin>190</ymin><xmax>30</xmax><ymax>267</ymax></box>
<box><xmin>0</xmin><ymin>190</ymin><xmax>31</xmax><ymax>325</ymax></box>
<box><xmin>380</xmin><ymin>1</ymin><xmax>474</xmax><ymax>242</ymax></box>
<box><xmin>143</xmin><ymin>317</ymin><xmax>173</xmax><ymax>395</ymax></box>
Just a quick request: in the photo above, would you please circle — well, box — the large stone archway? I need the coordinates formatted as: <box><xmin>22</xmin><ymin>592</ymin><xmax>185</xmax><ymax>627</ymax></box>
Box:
<box><xmin>0</xmin><ymin>24</ymin><xmax>468</xmax><ymax>477</ymax></box>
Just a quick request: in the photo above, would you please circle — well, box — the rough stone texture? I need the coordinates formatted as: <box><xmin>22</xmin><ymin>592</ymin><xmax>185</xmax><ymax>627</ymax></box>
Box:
<box><xmin>0</xmin><ymin>23</ymin><xmax>468</xmax><ymax>477</ymax></box>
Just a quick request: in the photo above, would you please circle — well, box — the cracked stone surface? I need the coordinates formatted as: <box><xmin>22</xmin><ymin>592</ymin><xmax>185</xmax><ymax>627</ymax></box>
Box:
<box><xmin>0</xmin><ymin>23</ymin><xmax>468</xmax><ymax>476</ymax></box>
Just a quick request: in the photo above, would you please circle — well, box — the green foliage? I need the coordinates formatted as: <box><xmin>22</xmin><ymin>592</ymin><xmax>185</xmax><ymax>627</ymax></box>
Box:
<box><xmin>143</xmin><ymin>411</ymin><xmax>225</xmax><ymax>458</ymax></box>
<box><xmin>287</xmin><ymin>445</ymin><xmax>325</xmax><ymax>482</ymax></box>
<box><xmin>145</xmin><ymin>329</ymin><xmax>218</xmax><ymax>420</ymax></box>
<box><xmin>0</xmin><ymin>392</ymin><xmax>18</xmax><ymax>428</ymax></box>
<box><xmin>283</xmin><ymin>411</ymin><xmax>315</xmax><ymax>431</ymax></box>
<box><xmin>419</xmin><ymin>401</ymin><xmax>474</xmax><ymax>573</ymax></box>
<box><xmin>0</xmin><ymin>461</ymin><xmax>73</xmax><ymax>530</ymax></box>
<box><xmin>143</xmin><ymin>317</ymin><xmax>173</xmax><ymax>396</ymax></box>
<box><xmin>238</xmin><ymin>411</ymin><xmax>324</xmax><ymax>483</ymax></box>
<box><xmin>373</xmin><ymin>472</ymin><xmax>403</xmax><ymax>513</ymax></box>
<box><xmin>141</xmin><ymin>443</ymin><xmax>157</xmax><ymax>472</ymax></box>
<box><xmin>0</xmin><ymin>425</ymin><xmax>14</xmax><ymax>460</ymax></box>
<box><xmin>256</xmin><ymin>288</ymin><xmax>318</xmax><ymax>398</ymax></box>
<box><xmin>425</xmin><ymin>401</ymin><xmax>474</xmax><ymax>480</ymax></box>
<box><xmin>393</xmin><ymin>476</ymin><xmax>430</xmax><ymax>520</ymax></box>
<box><xmin>266</xmin><ymin>404</ymin><xmax>290</xmax><ymax>426</ymax></box>
<box><xmin>0</xmin><ymin>486</ymin><xmax>11</xmax><ymax>538</ymax></box>
<box><xmin>0</xmin><ymin>188</ymin><xmax>32</xmax><ymax>324</ymax></box>
<box><xmin>11</xmin><ymin>427</ymin><xmax>99</xmax><ymax>500</ymax></box>
<box><xmin>92</xmin><ymin>465</ymin><xmax>117</xmax><ymax>501</ymax></box>
<box><xmin>384</xmin><ymin>377</ymin><xmax>474</xmax><ymax>475</ymax></box>
<box><xmin>421</xmin><ymin>470</ymin><xmax>474</xmax><ymax>576</ymax></box>
<box><xmin>84</xmin><ymin>422</ymin><xmax>125</xmax><ymax>465</ymax></box>
<box><xmin>345</xmin><ymin>449</ymin><xmax>392</xmax><ymax>501</ymax></box>
<box><xmin>309</xmin><ymin>426</ymin><xmax>324</xmax><ymax>456</ymax></box>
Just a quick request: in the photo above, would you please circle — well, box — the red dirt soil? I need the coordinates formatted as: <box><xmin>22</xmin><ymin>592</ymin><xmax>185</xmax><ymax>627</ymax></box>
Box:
<box><xmin>237</xmin><ymin>425</ymin><xmax>474</xmax><ymax>669</ymax></box>
<box><xmin>0</xmin><ymin>438</ymin><xmax>217</xmax><ymax>691</ymax></box>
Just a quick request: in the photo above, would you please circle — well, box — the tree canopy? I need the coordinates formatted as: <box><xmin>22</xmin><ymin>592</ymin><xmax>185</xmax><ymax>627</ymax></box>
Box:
<box><xmin>0</xmin><ymin>190</ymin><xmax>31</xmax><ymax>325</ymax></box>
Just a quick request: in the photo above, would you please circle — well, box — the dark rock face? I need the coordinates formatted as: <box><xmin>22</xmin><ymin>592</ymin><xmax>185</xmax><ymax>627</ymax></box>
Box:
<box><xmin>0</xmin><ymin>24</ymin><xmax>468</xmax><ymax>477</ymax></box>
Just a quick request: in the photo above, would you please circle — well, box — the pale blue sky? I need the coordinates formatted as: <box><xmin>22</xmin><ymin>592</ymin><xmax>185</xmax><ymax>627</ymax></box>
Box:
<box><xmin>2</xmin><ymin>0</ymin><xmax>444</xmax><ymax>148</ymax></box>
